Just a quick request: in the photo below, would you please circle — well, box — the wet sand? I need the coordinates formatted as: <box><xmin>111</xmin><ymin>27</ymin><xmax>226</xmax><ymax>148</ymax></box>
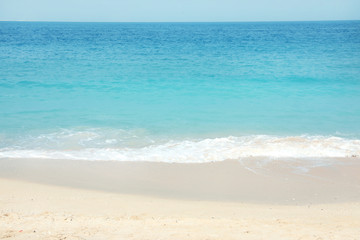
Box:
<box><xmin>1</xmin><ymin>158</ymin><xmax>360</xmax><ymax>239</ymax></box>
<box><xmin>1</xmin><ymin>158</ymin><xmax>360</xmax><ymax>204</ymax></box>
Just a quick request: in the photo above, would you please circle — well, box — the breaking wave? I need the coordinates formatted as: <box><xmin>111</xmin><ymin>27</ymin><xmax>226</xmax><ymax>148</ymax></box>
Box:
<box><xmin>0</xmin><ymin>129</ymin><xmax>359</xmax><ymax>162</ymax></box>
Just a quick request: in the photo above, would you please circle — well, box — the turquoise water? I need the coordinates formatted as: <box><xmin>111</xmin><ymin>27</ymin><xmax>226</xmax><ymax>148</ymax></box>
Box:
<box><xmin>1</xmin><ymin>21</ymin><xmax>360</xmax><ymax>162</ymax></box>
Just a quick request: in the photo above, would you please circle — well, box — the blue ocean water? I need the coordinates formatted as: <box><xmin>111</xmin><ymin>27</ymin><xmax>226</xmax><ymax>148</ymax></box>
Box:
<box><xmin>0</xmin><ymin>21</ymin><xmax>360</xmax><ymax>162</ymax></box>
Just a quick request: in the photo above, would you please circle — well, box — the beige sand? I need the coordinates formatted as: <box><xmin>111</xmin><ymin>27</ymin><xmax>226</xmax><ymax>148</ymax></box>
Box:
<box><xmin>1</xmin><ymin>158</ymin><xmax>360</xmax><ymax>239</ymax></box>
<box><xmin>1</xmin><ymin>178</ymin><xmax>360</xmax><ymax>240</ymax></box>
<box><xmin>1</xmin><ymin>158</ymin><xmax>360</xmax><ymax>204</ymax></box>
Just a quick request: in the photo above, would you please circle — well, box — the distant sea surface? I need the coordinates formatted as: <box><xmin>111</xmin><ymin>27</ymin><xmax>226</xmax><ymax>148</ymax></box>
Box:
<box><xmin>1</xmin><ymin>21</ymin><xmax>360</xmax><ymax>163</ymax></box>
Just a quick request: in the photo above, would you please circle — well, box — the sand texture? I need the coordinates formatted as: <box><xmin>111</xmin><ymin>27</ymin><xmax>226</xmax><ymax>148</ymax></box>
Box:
<box><xmin>1</xmin><ymin>178</ymin><xmax>360</xmax><ymax>240</ymax></box>
<box><xmin>1</xmin><ymin>158</ymin><xmax>360</xmax><ymax>239</ymax></box>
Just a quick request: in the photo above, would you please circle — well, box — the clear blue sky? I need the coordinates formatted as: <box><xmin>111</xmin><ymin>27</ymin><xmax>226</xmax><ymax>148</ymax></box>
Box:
<box><xmin>0</xmin><ymin>0</ymin><xmax>359</xmax><ymax>22</ymax></box>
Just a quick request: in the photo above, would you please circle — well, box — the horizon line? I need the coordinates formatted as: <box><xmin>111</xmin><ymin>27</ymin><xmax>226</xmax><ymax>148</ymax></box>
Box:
<box><xmin>0</xmin><ymin>19</ymin><xmax>359</xmax><ymax>23</ymax></box>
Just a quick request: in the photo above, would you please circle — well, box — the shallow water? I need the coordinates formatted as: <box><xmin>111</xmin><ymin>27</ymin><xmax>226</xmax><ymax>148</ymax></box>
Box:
<box><xmin>1</xmin><ymin>21</ymin><xmax>360</xmax><ymax>162</ymax></box>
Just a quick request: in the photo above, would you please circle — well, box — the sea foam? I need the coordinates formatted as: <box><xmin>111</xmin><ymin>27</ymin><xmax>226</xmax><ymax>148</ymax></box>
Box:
<box><xmin>0</xmin><ymin>131</ymin><xmax>359</xmax><ymax>163</ymax></box>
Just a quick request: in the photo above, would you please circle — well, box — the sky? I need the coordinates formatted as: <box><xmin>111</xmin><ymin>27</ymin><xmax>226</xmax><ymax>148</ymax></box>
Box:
<box><xmin>0</xmin><ymin>0</ymin><xmax>359</xmax><ymax>22</ymax></box>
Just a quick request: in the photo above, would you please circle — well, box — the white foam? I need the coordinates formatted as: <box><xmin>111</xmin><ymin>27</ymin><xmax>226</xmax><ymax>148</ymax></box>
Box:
<box><xmin>0</xmin><ymin>135</ymin><xmax>359</xmax><ymax>163</ymax></box>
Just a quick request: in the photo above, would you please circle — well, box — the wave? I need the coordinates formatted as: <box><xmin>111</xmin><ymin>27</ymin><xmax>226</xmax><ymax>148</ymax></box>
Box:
<box><xmin>0</xmin><ymin>130</ymin><xmax>359</xmax><ymax>162</ymax></box>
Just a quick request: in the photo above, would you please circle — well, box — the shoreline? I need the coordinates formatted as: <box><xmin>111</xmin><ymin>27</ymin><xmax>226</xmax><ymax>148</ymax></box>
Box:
<box><xmin>1</xmin><ymin>158</ymin><xmax>360</xmax><ymax>239</ymax></box>
<box><xmin>1</xmin><ymin>157</ymin><xmax>360</xmax><ymax>204</ymax></box>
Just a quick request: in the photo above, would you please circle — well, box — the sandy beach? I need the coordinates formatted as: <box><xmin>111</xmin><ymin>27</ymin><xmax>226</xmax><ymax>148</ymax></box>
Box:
<box><xmin>1</xmin><ymin>7</ymin><xmax>360</xmax><ymax>239</ymax></box>
<box><xmin>1</xmin><ymin>158</ymin><xmax>360</xmax><ymax>239</ymax></box>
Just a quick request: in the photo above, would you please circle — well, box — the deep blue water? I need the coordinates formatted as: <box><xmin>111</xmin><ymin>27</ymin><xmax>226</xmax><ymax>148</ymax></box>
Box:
<box><xmin>0</xmin><ymin>21</ymin><xmax>360</xmax><ymax>162</ymax></box>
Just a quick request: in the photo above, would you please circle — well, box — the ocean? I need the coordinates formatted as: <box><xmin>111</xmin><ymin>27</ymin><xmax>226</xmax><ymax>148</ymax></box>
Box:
<box><xmin>0</xmin><ymin>21</ymin><xmax>360</xmax><ymax>163</ymax></box>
